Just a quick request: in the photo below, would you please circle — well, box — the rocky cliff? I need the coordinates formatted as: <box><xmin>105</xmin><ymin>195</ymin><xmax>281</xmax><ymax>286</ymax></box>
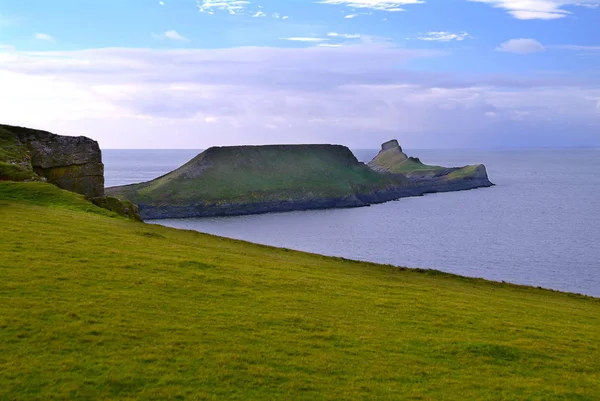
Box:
<box><xmin>1</xmin><ymin>124</ymin><xmax>141</xmax><ymax>220</ymax></box>
<box><xmin>0</xmin><ymin>124</ymin><xmax>104</xmax><ymax>198</ymax></box>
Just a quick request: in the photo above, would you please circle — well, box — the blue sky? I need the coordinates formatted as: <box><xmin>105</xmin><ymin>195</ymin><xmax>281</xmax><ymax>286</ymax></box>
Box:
<box><xmin>0</xmin><ymin>0</ymin><xmax>599</xmax><ymax>148</ymax></box>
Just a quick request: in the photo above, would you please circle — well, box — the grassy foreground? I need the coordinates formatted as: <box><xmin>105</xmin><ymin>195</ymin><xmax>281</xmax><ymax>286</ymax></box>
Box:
<box><xmin>1</xmin><ymin>182</ymin><xmax>599</xmax><ymax>400</ymax></box>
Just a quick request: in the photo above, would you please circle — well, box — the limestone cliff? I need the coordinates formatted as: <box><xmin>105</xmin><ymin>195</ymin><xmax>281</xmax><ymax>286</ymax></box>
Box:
<box><xmin>1</xmin><ymin>123</ymin><xmax>141</xmax><ymax>221</ymax></box>
<box><xmin>0</xmin><ymin>124</ymin><xmax>104</xmax><ymax>198</ymax></box>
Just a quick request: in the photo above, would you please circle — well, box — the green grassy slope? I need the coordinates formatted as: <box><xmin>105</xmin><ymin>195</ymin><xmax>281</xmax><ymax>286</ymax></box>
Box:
<box><xmin>1</xmin><ymin>182</ymin><xmax>599</xmax><ymax>400</ymax></box>
<box><xmin>367</xmin><ymin>145</ymin><xmax>443</xmax><ymax>174</ymax></box>
<box><xmin>367</xmin><ymin>142</ymin><xmax>489</xmax><ymax>183</ymax></box>
<box><xmin>107</xmin><ymin>145</ymin><xmax>406</xmax><ymax>205</ymax></box>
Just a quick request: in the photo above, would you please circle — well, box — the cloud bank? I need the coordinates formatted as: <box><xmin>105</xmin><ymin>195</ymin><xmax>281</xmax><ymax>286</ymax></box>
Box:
<box><xmin>0</xmin><ymin>44</ymin><xmax>598</xmax><ymax>149</ymax></box>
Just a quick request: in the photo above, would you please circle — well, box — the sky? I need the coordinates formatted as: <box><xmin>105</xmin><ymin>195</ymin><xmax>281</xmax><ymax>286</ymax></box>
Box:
<box><xmin>0</xmin><ymin>0</ymin><xmax>599</xmax><ymax>149</ymax></box>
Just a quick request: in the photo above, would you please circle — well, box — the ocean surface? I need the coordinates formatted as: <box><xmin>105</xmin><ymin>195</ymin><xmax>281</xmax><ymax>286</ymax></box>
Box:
<box><xmin>103</xmin><ymin>148</ymin><xmax>600</xmax><ymax>297</ymax></box>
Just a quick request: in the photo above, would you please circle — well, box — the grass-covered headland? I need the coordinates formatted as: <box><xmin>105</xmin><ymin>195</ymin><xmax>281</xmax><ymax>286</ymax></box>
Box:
<box><xmin>1</xmin><ymin>181</ymin><xmax>598</xmax><ymax>400</ymax></box>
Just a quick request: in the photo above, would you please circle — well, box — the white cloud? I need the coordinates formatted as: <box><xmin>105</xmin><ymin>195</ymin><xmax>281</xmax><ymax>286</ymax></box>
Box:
<box><xmin>253</xmin><ymin>11</ymin><xmax>266</xmax><ymax>17</ymax></box>
<box><xmin>159</xmin><ymin>1</ymin><xmax>165</xmax><ymax>5</ymax></box>
<box><xmin>328</xmin><ymin>32</ymin><xmax>361</xmax><ymax>38</ymax></box>
<box><xmin>282</xmin><ymin>15</ymin><xmax>290</xmax><ymax>19</ymax></box>
<box><xmin>320</xmin><ymin>0</ymin><xmax>424</xmax><ymax>12</ymax></box>
<box><xmin>34</xmin><ymin>33</ymin><xmax>56</xmax><ymax>43</ymax></box>
<box><xmin>417</xmin><ymin>32</ymin><xmax>471</xmax><ymax>42</ymax></box>
<box><xmin>153</xmin><ymin>30</ymin><xmax>189</xmax><ymax>42</ymax></box>
<box><xmin>0</xmin><ymin>45</ymin><xmax>597</xmax><ymax>149</ymax></box>
<box><xmin>468</xmin><ymin>0</ymin><xmax>600</xmax><ymax>19</ymax></box>
<box><xmin>280</xmin><ymin>37</ymin><xmax>329</xmax><ymax>42</ymax></box>
<box><xmin>345</xmin><ymin>14</ymin><xmax>358</xmax><ymax>18</ymax></box>
<box><xmin>496</xmin><ymin>38</ymin><xmax>545</xmax><ymax>54</ymax></box>
<box><xmin>197</xmin><ymin>0</ymin><xmax>249</xmax><ymax>14</ymax></box>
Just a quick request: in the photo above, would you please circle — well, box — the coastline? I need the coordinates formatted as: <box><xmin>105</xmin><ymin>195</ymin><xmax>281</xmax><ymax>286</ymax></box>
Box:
<box><xmin>121</xmin><ymin>176</ymin><xmax>494</xmax><ymax>220</ymax></box>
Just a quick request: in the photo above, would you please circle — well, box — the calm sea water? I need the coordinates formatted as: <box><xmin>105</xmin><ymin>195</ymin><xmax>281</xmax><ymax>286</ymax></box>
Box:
<box><xmin>103</xmin><ymin>148</ymin><xmax>600</xmax><ymax>297</ymax></box>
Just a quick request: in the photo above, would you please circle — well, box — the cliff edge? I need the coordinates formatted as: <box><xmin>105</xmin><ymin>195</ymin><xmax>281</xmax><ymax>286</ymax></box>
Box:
<box><xmin>1</xmin><ymin>124</ymin><xmax>140</xmax><ymax>220</ymax></box>
<box><xmin>0</xmin><ymin>124</ymin><xmax>105</xmax><ymax>198</ymax></box>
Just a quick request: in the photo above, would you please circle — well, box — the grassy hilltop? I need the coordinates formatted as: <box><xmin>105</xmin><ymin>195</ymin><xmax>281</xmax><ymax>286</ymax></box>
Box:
<box><xmin>106</xmin><ymin>144</ymin><xmax>414</xmax><ymax>219</ymax></box>
<box><xmin>1</xmin><ymin>181</ymin><xmax>599</xmax><ymax>400</ymax></box>
<box><xmin>107</xmin><ymin>144</ymin><xmax>406</xmax><ymax>204</ymax></box>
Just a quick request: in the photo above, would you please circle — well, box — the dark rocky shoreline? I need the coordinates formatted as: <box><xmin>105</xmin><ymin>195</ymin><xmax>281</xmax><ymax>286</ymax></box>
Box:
<box><xmin>141</xmin><ymin>176</ymin><xmax>493</xmax><ymax>220</ymax></box>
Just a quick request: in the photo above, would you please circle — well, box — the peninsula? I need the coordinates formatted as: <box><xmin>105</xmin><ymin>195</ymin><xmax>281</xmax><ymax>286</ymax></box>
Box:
<box><xmin>107</xmin><ymin>139</ymin><xmax>493</xmax><ymax>219</ymax></box>
<box><xmin>369</xmin><ymin>139</ymin><xmax>493</xmax><ymax>193</ymax></box>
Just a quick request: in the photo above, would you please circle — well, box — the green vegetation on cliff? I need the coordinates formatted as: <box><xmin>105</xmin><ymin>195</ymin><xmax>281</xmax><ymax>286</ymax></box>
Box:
<box><xmin>0</xmin><ymin>125</ymin><xmax>40</xmax><ymax>182</ymax></box>
<box><xmin>1</xmin><ymin>181</ymin><xmax>598</xmax><ymax>400</ymax></box>
<box><xmin>368</xmin><ymin>140</ymin><xmax>490</xmax><ymax>183</ymax></box>
<box><xmin>367</xmin><ymin>140</ymin><xmax>443</xmax><ymax>175</ymax></box>
<box><xmin>107</xmin><ymin>145</ymin><xmax>407</xmax><ymax>206</ymax></box>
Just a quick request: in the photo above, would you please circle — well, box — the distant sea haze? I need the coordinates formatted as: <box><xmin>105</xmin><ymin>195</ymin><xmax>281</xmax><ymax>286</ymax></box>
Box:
<box><xmin>104</xmin><ymin>148</ymin><xmax>600</xmax><ymax>298</ymax></box>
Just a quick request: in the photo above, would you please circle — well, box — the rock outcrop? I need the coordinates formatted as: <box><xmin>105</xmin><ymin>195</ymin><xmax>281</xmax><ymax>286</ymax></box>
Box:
<box><xmin>368</xmin><ymin>139</ymin><xmax>493</xmax><ymax>191</ymax></box>
<box><xmin>91</xmin><ymin>196</ymin><xmax>142</xmax><ymax>222</ymax></box>
<box><xmin>0</xmin><ymin>124</ymin><xmax>104</xmax><ymax>198</ymax></box>
<box><xmin>1</xmin><ymin>124</ymin><xmax>141</xmax><ymax>221</ymax></box>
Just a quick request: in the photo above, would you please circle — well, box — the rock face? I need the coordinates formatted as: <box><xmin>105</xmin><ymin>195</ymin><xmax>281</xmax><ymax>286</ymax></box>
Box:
<box><xmin>1</xmin><ymin>124</ymin><xmax>142</xmax><ymax>221</ymax></box>
<box><xmin>381</xmin><ymin>139</ymin><xmax>402</xmax><ymax>152</ymax></box>
<box><xmin>91</xmin><ymin>196</ymin><xmax>142</xmax><ymax>222</ymax></box>
<box><xmin>0</xmin><ymin>124</ymin><xmax>104</xmax><ymax>198</ymax></box>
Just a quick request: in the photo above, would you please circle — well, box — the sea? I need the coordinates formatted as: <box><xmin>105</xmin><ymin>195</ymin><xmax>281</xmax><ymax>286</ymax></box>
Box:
<box><xmin>103</xmin><ymin>148</ymin><xmax>600</xmax><ymax>298</ymax></box>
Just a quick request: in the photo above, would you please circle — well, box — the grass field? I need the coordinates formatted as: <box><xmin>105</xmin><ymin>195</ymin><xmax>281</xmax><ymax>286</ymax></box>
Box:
<box><xmin>1</xmin><ymin>182</ymin><xmax>599</xmax><ymax>400</ymax></box>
